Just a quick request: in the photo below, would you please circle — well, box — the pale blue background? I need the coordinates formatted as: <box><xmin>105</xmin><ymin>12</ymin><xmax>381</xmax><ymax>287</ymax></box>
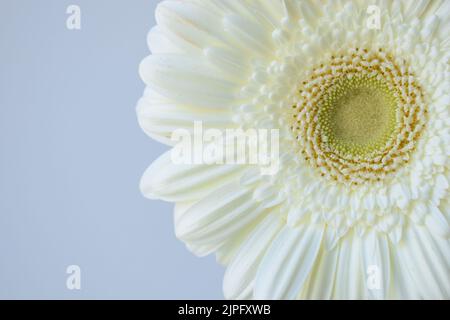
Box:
<box><xmin>0</xmin><ymin>0</ymin><xmax>223</xmax><ymax>299</ymax></box>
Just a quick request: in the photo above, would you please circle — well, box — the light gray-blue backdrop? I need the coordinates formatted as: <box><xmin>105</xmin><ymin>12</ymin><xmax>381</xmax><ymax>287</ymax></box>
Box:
<box><xmin>0</xmin><ymin>0</ymin><xmax>223</xmax><ymax>299</ymax></box>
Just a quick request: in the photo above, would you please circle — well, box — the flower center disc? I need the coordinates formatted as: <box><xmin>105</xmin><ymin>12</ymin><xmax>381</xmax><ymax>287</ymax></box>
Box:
<box><xmin>292</xmin><ymin>48</ymin><xmax>427</xmax><ymax>185</ymax></box>
<box><xmin>319</xmin><ymin>76</ymin><xmax>397</xmax><ymax>157</ymax></box>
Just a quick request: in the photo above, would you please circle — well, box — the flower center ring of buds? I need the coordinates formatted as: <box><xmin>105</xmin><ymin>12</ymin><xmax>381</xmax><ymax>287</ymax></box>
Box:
<box><xmin>292</xmin><ymin>48</ymin><xmax>427</xmax><ymax>185</ymax></box>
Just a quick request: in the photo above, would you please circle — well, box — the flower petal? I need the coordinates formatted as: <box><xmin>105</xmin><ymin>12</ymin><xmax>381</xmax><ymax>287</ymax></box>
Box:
<box><xmin>254</xmin><ymin>224</ymin><xmax>324</xmax><ymax>299</ymax></box>
<box><xmin>223</xmin><ymin>214</ymin><xmax>283</xmax><ymax>299</ymax></box>
<box><xmin>360</xmin><ymin>231</ymin><xmax>391</xmax><ymax>299</ymax></box>
<box><xmin>304</xmin><ymin>243</ymin><xmax>339</xmax><ymax>299</ymax></box>
<box><xmin>425</xmin><ymin>204</ymin><xmax>450</xmax><ymax>239</ymax></box>
<box><xmin>175</xmin><ymin>182</ymin><xmax>267</xmax><ymax>255</ymax></box>
<box><xmin>331</xmin><ymin>231</ymin><xmax>365</xmax><ymax>299</ymax></box>
<box><xmin>139</xmin><ymin>54</ymin><xmax>237</xmax><ymax>108</ymax></box>
<box><xmin>397</xmin><ymin>224</ymin><xmax>450</xmax><ymax>298</ymax></box>
<box><xmin>140</xmin><ymin>149</ymin><xmax>246</xmax><ymax>202</ymax></box>
<box><xmin>154</xmin><ymin>0</ymin><xmax>228</xmax><ymax>54</ymax></box>
<box><xmin>137</xmin><ymin>87</ymin><xmax>235</xmax><ymax>145</ymax></box>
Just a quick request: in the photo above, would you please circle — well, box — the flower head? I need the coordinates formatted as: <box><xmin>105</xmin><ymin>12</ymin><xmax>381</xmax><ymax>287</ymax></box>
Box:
<box><xmin>138</xmin><ymin>0</ymin><xmax>450</xmax><ymax>299</ymax></box>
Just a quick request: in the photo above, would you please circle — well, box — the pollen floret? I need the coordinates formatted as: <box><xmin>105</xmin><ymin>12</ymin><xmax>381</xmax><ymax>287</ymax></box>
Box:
<box><xmin>292</xmin><ymin>48</ymin><xmax>427</xmax><ymax>185</ymax></box>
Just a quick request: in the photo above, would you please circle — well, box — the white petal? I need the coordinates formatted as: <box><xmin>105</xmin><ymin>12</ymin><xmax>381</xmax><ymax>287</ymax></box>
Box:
<box><xmin>204</xmin><ymin>46</ymin><xmax>250</xmax><ymax>80</ymax></box>
<box><xmin>254</xmin><ymin>224</ymin><xmax>324</xmax><ymax>299</ymax></box>
<box><xmin>140</xmin><ymin>149</ymin><xmax>246</xmax><ymax>202</ymax></box>
<box><xmin>431</xmin><ymin>174</ymin><xmax>449</xmax><ymax>205</ymax></box>
<box><xmin>402</xmin><ymin>0</ymin><xmax>432</xmax><ymax>21</ymax></box>
<box><xmin>174</xmin><ymin>201</ymin><xmax>195</xmax><ymax>224</ymax></box>
<box><xmin>286</xmin><ymin>201</ymin><xmax>309</xmax><ymax>227</ymax></box>
<box><xmin>425</xmin><ymin>204</ymin><xmax>450</xmax><ymax>239</ymax></box>
<box><xmin>388</xmin><ymin>241</ymin><xmax>422</xmax><ymax>299</ymax></box>
<box><xmin>361</xmin><ymin>231</ymin><xmax>391</xmax><ymax>299</ymax></box>
<box><xmin>440</xmin><ymin>198</ymin><xmax>450</xmax><ymax>222</ymax></box>
<box><xmin>305</xmin><ymin>244</ymin><xmax>339</xmax><ymax>299</ymax></box>
<box><xmin>397</xmin><ymin>225</ymin><xmax>449</xmax><ymax>298</ymax></box>
<box><xmin>412</xmin><ymin>226</ymin><xmax>450</xmax><ymax>297</ymax></box>
<box><xmin>434</xmin><ymin>1</ymin><xmax>450</xmax><ymax>40</ymax></box>
<box><xmin>223</xmin><ymin>214</ymin><xmax>283</xmax><ymax>299</ymax></box>
<box><xmin>175</xmin><ymin>182</ymin><xmax>267</xmax><ymax>255</ymax></box>
<box><xmin>215</xmin><ymin>224</ymin><xmax>255</xmax><ymax>266</ymax></box>
<box><xmin>147</xmin><ymin>26</ymin><xmax>178</xmax><ymax>54</ymax></box>
<box><xmin>137</xmin><ymin>87</ymin><xmax>234</xmax><ymax>145</ymax></box>
<box><xmin>155</xmin><ymin>0</ymin><xmax>227</xmax><ymax>53</ymax></box>
<box><xmin>223</xmin><ymin>13</ymin><xmax>274</xmax><ymax>56</ymax></box>
<box><xmin>139</xmin><ymin>54</ymin><xmax>237</xmax><ymax>108</ymax></box>
<box><xmin>332</xmin><ymin>231</ymin><xmax>365</xmax><ymax>299</ymax></box>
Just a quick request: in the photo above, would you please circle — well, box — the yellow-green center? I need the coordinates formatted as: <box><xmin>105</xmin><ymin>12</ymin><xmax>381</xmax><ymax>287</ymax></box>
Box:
<box><xmin>318</xmin><ymin>75</ymin><xmax>398</xmax><ymax>157</ymax></box>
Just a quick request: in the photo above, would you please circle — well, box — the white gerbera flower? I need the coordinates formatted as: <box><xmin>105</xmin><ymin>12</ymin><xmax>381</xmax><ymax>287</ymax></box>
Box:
<box><xmin>137</xmin><ymin>0</ymin><xmax>450</xmax><ymax>299</ymax></box>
